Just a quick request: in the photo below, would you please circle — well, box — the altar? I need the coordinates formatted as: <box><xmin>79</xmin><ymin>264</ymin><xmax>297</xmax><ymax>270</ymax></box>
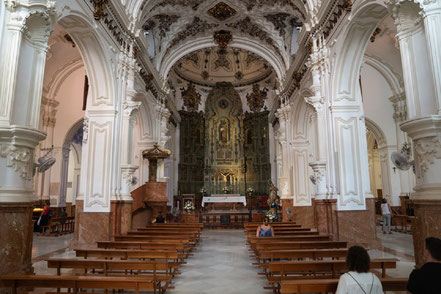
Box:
<box><xmin>202</xmin><ymin>194</ymin><xmax>247</xmax><ymax>210</ymax></box>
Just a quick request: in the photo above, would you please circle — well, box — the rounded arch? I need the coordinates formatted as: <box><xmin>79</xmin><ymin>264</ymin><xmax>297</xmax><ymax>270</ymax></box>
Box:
<box><xmin>365</xmin><ymin>118</ymin><xmax>388</xmax><ymax>149</ymax></box>
<box><xmin>56</xmin><ymin>13</ymin><xmax>115</xmax><ymax>107</ymax></box>
<box><xmin>135</xmin><ymin>94</ymin><xmax>155</xmax><ymax>140</ymax></box>
<box><xmin>159</xmin><ymin>36</ymin><xmax>287</xmax><ymax>82</ymax></box>
<box><xmin>59</xmin><ymin>119</ymin><xmax>84</xmax><ymax>207</ymax></box>
<box><xmin>333</xmin><ymin>2</ymin><xmax>388</xmax><ymax>103</ymax></box>
<box><xmin>45</xmin><ymin>58</ymin><xmax>84</xmax><ymax>101</ymax></box>
<box><xmin>363</xmin><ymin>55</ymin><xmax>403</xmax><ymax>97</ymax></box>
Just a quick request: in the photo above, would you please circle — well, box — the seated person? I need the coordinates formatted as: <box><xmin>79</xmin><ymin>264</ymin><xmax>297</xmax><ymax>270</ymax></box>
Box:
<box><xmin>256</xmin><ymin>218</ymin><xmax>274</xmax><ymax>237</ymax></box>
<box><xmin>336</xmin><ymin>245</ymin><xmax>383</xmax><ymax>294</ymax></box>
<box><xmin>152</xmin><ymin>212</ymin><xmax>166</xmax><ymax>224</ymax></box>
<box><xmin>407</xmin><ymin>237</ymin><xmax>441</xmax><ymax>294</ymax></box>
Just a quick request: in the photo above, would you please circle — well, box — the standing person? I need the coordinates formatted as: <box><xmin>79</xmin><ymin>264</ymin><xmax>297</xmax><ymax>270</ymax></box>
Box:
<box><xmin>381</xmin><ymin>198</ymin><xmax>392</xmax><ymax>234</ymax></box>
<box><xmin>256</xmin><ymin>218</ymin><xmax>274</xmax><ymax>237</ymax></box>
<box><xmin>38</xmin><ymin>204</ymin><xmax>51</xmax><ymax>233</ymax></box>
<box><xmin>407</xmin><ymin>237</ymin><xmax>441</xmax><ymax>294</ymax></box>
<box><xmin>336</xmin><ymin>246</ymin><xmax>383</xmax><ymax>294</ymax></box>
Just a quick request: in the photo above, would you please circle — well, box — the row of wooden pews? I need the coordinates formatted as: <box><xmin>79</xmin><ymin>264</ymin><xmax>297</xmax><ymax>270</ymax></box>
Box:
<box><xmin>0</xmin><ymin>222</ymin><xmax>203</xmax><ymax>294</ymax></box>
<box><xmin>244</xmin><ymin>222</ymin><xmax>408</xmax><ymax>294</ymax></box>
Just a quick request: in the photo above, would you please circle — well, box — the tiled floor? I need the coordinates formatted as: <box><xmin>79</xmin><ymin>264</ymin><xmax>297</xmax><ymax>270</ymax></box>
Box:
<box><xmin>31</xmin><ymin>226</ymin><xmax>415</xmax><ymax>293</ymax></box>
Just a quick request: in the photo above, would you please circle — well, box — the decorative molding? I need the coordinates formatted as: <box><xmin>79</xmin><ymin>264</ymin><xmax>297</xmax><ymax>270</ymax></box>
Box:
<box><xmin>123</xmin><ymin>100</ymin><xmax>142</xmax><ymax>117</ymax></box>
<box><xmin>246</xmin><ymin>84</ymin><xmax>268</xmax><ymax>113</ymax></box>
<box><xmin>207</xmin><ymin>2</ymin><xmax>237</xmax><ymax>21</ymax></box>
<box><xmin>82</xmin><ymin>117</ymin><xmax>89</xmax><ymax>144</ymax></box>
<box><xmin>0</xmin><ymin>144</ymin><xmax>33</xmax><ymax>180</ymax></box>
<box><xmin>414</xmin><ymin>137</ymin><xmax>441</xmax><ymax>174</ymax></box>
<box><xmin>181</xmin><ymin>83</ymin><xmax>201</xmax><ymax>112</ymax></box>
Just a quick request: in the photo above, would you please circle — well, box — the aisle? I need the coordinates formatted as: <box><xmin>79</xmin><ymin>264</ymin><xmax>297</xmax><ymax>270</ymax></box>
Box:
<box><xmin>168</xmin><ymin>229</ymin><xmax>270</xmax><ymax>294</ymax></box>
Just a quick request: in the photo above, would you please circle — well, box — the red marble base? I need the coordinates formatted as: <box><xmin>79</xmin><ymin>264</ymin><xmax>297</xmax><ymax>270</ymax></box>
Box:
<box><xmin>336</xmin><ymin>198</ymin><xmax>381</xmax><ymax>249</ymax></box>
<box><xmin>111</xmin><ymin>200</ymin><xmax>132</xmax><ymax>236</ymax></box>
<box><xmin>411</xmin><ymin>199</ymin><xmax>441</xmax><ymax>268</ymax></box>
<box><xmin>0</xmin><ymin>202</ymin><xmax>34</xmax><ymax>274</ymax></box>
<box><xmin>71</xmin><ymin>200</ymin><xmax>111</xmax><ymax>249</ymax></box>
<box><xmin>313</xmin><ymin>199</ymin><xmax>338</xmax><ymax>240</ymax></box>
<box><xmin>282</xmin><ymin>199</ymin><xmax>315</xmax><ymax>228</ymax></box>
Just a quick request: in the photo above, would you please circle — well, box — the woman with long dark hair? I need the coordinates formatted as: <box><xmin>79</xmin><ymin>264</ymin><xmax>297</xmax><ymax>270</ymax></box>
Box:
<box><xmin>336</xmin><ymin>246</ymin><xmax>383</xmax><ymax>294</ymax></box>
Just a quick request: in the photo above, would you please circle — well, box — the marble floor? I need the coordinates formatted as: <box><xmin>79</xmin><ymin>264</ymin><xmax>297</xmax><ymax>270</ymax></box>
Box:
<box><xmin>31</xmin><ymin>226</ymin><xmax>415</xmax><ymax>293</ymax></box>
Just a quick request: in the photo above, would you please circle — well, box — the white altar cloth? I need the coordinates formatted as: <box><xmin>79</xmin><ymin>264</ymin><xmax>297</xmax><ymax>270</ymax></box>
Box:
<box><xmin>201</xmin><ymin>195</ymin><xmax>247</xmax><ymax>207</ymax></box>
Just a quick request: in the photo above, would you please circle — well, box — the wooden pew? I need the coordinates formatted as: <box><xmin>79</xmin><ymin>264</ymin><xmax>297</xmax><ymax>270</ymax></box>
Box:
<box><xmin>75</xmin><ymin>248</ymin><xmax>185</xmax><ymax>265</ymax></box>
<box><xmin>250</xmin><ymin>235</ymin><xmax>331</xmax><ymax>243</ymax></box>
<box><xmin>246</xmin><ymin>231</ymin><xmax>319</xmax><ymax>237</ymax></box>
<box><xmin>280</xmin><ymin>277</ymin><xmax>408</xmax><ymax>293</ymax></box>
<box><xmin>41</xmin><ymin>217</ymin><xmax>75</xmax><ymax>236</ymax></box>
<box><xmin>115</xmin><ymin>234</ymin><xmax>198</xmax><ymax>244</ymax></box>
<box><xmin>267</xmin><ymin>259</ymin><xmax>397</xmax><ymax>286</ymax></box>
<box><xmin>145</xmin><ymin>223</ymin><xmax>204</xmax><ymax>229</ymax></box>
<box><xmin>130</xmin><ymin>230</ymin><xmax>201</xmax><ymax>238</ymax></box>
<box><xmin>47</xmin><ymin>258</ymin><xmax>173</xmax><ymax>291</ymax></box>
<box><xmin>0</xmin><ymin>275</ymin><xmax>157</xmax><ymax>294</ymax></box>
<box><xmin>245</xmin><ymin>227</ymin><xmax>312</xmax><ymax>232</ymax></box>
<box><xmin>257</xmin><ymin>248</ymin><xmax>348</xmax><ymax>267</ymax></box>
<box><xmin>255</xmin><ymin>241</ymin><xmax>348</xmax><ymax>251</ymax></box>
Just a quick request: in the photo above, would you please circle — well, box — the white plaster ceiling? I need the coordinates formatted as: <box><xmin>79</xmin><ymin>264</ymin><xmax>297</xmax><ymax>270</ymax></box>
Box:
<box><xmin>140</xmin><ymin>0</ymin><xmax>305</xmax><ymax>75</ymax></box>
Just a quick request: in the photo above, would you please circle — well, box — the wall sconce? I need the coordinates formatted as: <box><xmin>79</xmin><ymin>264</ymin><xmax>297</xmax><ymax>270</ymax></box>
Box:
<box><xmin>392</xmin><ymin>167</ymin><xmax>397</xmax><ymax>174</ymax></box>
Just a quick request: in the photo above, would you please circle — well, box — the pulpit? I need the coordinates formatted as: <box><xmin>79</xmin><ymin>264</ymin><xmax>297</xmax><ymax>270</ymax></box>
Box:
<box><xmin>131</xmin><ymin>144</ymin><xmax>170</xmax><ymax>226</ymax></box>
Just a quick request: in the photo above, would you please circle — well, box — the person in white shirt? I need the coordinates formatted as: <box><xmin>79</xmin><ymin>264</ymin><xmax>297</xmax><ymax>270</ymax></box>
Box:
<box><xmin>336</xmin><ymin>246</ymin><xmax>383</xmax><ymax>294</ymax></box>
<box><xmin>381</xmin><ymin>198</ymin><xmax>392</xmax><ymax>234</ymax></box>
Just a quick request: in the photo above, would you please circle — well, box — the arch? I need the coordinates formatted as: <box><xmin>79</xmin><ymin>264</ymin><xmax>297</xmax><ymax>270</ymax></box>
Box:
<box><xmin>365</xmin><ymin>118</ymin><xmax>388</xmax><ymax>149</ymax></box>
<box><xmin>57</xmin><ymin>14</ymin><xmax>115</xmax><ymax>107</ymax></box>
<box><xmin>45</xmin><ymin>58</ymin><xmax>84</xmax><ymax>101</ymax></box>
<box><xmin>159</xmin><ymin>36</ymin><xmax>287</xmax><ymax>82</ymax></box>
<box><xmin>363</xmin><ymin>55</ymin><xmax>403</xmax><ymax>97</ymax></box>
<box><xmin>59</xmin><ymin>119</ymin><xmax>84</xmax><ymax>207</ymax></box>
<box><xmin>333</xmin><ymin>2</ymin><xmax>388</xmax><ymax>103</ymax></box>
<box><xmin>135</xmin><ymin>94</ymin><xmax>155</xmax><ymax>140</ymax></box>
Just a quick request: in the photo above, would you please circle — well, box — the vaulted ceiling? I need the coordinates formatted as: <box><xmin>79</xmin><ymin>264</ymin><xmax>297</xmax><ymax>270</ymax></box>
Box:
<box><xmin>139</xmin><ymin>0</ymin><xmax>306</xmax><ymax>79</ymax></box>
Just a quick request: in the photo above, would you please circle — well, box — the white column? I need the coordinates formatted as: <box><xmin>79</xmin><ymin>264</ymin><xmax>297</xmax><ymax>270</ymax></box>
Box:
<box><xmin>389</xmin><ymin>93</ymin><xmax>414</xmax><ymax>197</ymax></box>
<box><xmin>305</xmin><ymin>32</ymin><xmax>330</xmax><ymax>200</ymax></box>
<box><xmin>401</xmin><ymin>116</ymin><xmax>441</xmax><ymax>200</ymax></box>
<box><xmin>275</xmin><ymin>102</ymin><xmax>291</xmax><ymax>200</ymax></box>
<box><xmin>421</xmin><ymin>3</ymin><xmax>441</xmax><ymax>115</ymax></box>
<box><xmin>120</xmin><ymin>99</ymin><xmax>141</xmax><ymax>200</ymax></box>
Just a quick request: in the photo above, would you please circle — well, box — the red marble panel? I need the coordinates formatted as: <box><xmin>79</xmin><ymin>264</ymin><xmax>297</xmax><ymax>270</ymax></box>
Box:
<box><xmin>336</xmin><ymin>198</ymin><xmax>381</xmax><ymax>249</ymax></box>
<box><xmin>0</xmin><ymin>202</ymin><xmax>34</xmax><ymax>274</ymax></box>
<box><xmin>411</xmin><ymin>199</ymin><xmax>441</xmax><ymax>268</ymax></box>
<box><xmin>71</xmin><ymin>200</ymin><xmax>111</xmax><ymax>249</ymax></box>
<box><xmin>281</xmin><ymin>199</ymin><xmax>315</xmax><ymax>228</ymax></box>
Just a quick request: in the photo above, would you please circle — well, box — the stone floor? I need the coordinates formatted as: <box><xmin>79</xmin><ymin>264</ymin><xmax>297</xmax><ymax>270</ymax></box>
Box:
<box><xmin>31</xmin><ymin>227</ymin><xmax>415</xmax><ymax>293</ymax></box>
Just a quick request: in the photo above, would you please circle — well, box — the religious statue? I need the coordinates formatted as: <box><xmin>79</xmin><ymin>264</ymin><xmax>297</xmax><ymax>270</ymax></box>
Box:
<box><xmin>266</xmin><ymin>180</ymin><xmax>280</xmax><ymax>222</ymax></box>
<box><xmin>218</xmin><ymin>119</ymin><xmax>229</xmax><ymax>144</ymax></box>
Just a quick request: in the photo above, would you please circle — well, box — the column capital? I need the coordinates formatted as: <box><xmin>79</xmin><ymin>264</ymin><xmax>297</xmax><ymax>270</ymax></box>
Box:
<box><xmin>304</xmin><ymin>95</ymin><xmax>324</xmax><ymax>112</ymax></box>
<box><xmin>123</xmin><ymin>100</ymin><xmax>141</xmax><ymax>117</ymax></box>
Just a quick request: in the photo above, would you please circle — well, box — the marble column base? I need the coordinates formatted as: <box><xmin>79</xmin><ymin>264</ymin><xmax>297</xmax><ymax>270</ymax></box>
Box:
<box><xmin>336</xmin><ymin>198</ymin><xmax>381</xmax><ymax>249</ymax></box>
<box><xmin>313</xmin><ymin>199</ymin><xmax>338</xmax><ymax>240</ymax></box>
<box><xmin>71</xmin><ymin>200</ymin><xmax>111</xmax><ymax>249</ymax></box>
<box><xmin>0</xmin><ymin>202</ymin><xmax>34</xmax><ymax>274</ymax></box>
<box><xmin>110</xmin><ymin>200</ymin><xmax>132</xmax><ymax>236</ymax></box>
<box><xmin>411</xmin><ymin>199</ymin><xmax>441</xmax><ymax>268</ymax></box>
<box><xmin>281</xmin><ymin>199</ymin><xmax>315</xmax><ymax>228</ymax></box>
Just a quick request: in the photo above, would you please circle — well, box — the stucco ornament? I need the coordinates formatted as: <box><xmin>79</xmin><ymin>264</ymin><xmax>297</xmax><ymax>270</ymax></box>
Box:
<box><xmin>0</xmin><ymin>144</ymin><xmax>33</xmax><ymax>180</ymax></box>
<box><xmin>414</xmin><ymin>137</ymin><xmax>441</xmax><ymax>174</ymax></box>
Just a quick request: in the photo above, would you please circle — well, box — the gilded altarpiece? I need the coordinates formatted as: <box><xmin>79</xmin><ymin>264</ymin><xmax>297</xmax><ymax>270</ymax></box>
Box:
<box><xmin>178</xmin><ymin>111</ymin><xmax>205</xmax><ymax>195</ymax></box>
<box><xmin>204</xmin><ymin>83</ymin><xmax>245</xmax><ymax>195</ymax></box>
<box><xmin>178</xmin><ymin>83</ymin><xmax>271</xmax><ymax>196</ymax></box>
<box><xmin>244</xmin><ymin>111</ymin><xmax>271</xmax><ymax>194</ymax></box>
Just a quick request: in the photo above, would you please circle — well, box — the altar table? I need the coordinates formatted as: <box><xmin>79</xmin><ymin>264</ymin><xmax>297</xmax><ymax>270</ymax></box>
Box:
<box><xmin>201</xmin><ymin>195</ymin><xmax>247</xmax><ymax>207</ymax></box>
